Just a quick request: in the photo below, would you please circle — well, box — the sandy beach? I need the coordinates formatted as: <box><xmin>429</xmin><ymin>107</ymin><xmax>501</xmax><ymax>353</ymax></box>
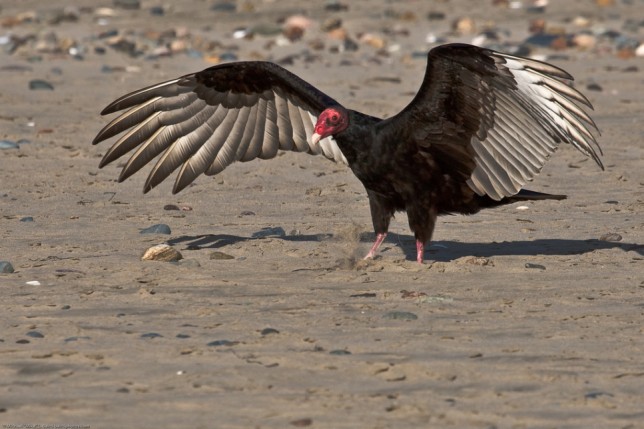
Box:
<box><xmin>1</xmin><ymin>1</ymin><xmax>643</xmax><ymax>427</ymax></box>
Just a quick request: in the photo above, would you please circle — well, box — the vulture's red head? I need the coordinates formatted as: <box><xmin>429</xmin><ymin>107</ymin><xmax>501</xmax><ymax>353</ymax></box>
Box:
<box><xmin>311</xmin><ymin>106</ymin><xmax>349</xmax><ymax>144</ymax></box>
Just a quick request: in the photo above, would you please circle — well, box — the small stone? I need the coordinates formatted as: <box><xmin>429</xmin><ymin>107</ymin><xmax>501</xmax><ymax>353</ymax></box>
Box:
<box><xmin>600</xmin><ymin>233</ymin><xmax>622</xmax><ymax>242</ymax></box>
<box><xmin>176</xmin><ymin>334</ymin><xmax>191</xmax><ymax>339</ymax></box>
<box><xmin>210</xmin><ymin>251</ymin><xmax>234</xmax><ymax>260</ymax></box>
<box><xmin>141</xmin><ymin>244</ymin><xmax>183</xmax><ymax>262</ymax></box>
<box><xmin>141</xmin><ymin>332</ymin><xmax>163</xmax><ymax>339</ymax></box>
<box><xmin>452</xmin><ymin>17</ymin><xmax>476</xmax><ymax>35</ymax></box>
<box><xmin>525</xmin><ymin>263</ymin><xmax>546</xmax><ymax>270</ymax></box>
<box><xmin>149</xmin><ymin>6</ymin><xmax>164</xmax><ymax>16</ymax></box>
<box><xmin>290</xmin><ymin>418</ymin><xmax>313</xmax><ymax>427</ymax></box>
<box><xmin>586</xmin><ymin>82</ymin><xmax>603</xmax><ymax>92</ymax></box>
<box><xmin>163</xmin><ymin>204</ymin><xmax>180</xmax><ymax>211</ymax></box>
<box><xmin>113</xmin><ymin>0</ymin><xmax>140</xmax><ymax>10</ymax></box>
<box><xmin>140</xmin><ymin>223</ymin><xmax>171</xmax><ymax>234</ymax></box>
<box><xmin>0</xmin><ymin>140</ymin><xmax>19</xmax><ymax>149</ymax></box>
<box><xmin>251</xmin><ymin>227</ymin><xmax>286</xmax><ymax>238</ymax></box>
<box><xmin>260</xmin><ymin>328</ymin><xmax>280</xmax><ymax>336</ymax></box>
<box><xmin>325</xmin><ymin>1</ymin><xmax>348</xmax><ymax>12</ymax></box>
<box><xmin>240</xmin><ymin>210</ymin><xmax>255</xmax><ymax>216</ymax></box>
<box><xmin>26</xmin><ymin>331</ymin><xmax>44</xmax><ymax>338</ymax></box>
<box><xmin>211</xmin><ymin>1</ymin><xmax>236</xmax><ymax>12</ymax></box>
<box><xmin>207</xmin><ymin>339</ymin><xmax>238</xmax><ymax>347</ymax></box>
<box><xmin>0</xmin><ymin>261</ymin><xmax>14</xmax><ymax>273</ymax></box>
<box><xmin>329</xmin><ymin>349</ymin><xmax>351</xmax><ymax>355</ymax></box>
<box><xmin>382</xmin><ymin>311</ymin><xmax>418</xmax><ymax>321</ymax></box>
<box><xmin>29</xmin><ymin>79</ymin><xmax>54</xmax><ymax>90</ymax></box>
<box><xmin>20</xmin><ymin>216</ymin><xmax>34</xmax><ymax>222</ymax></box>
<box><xmin>16</xmin><ymin>339</ymin><xmax>30</xmax><ymax>344</ymax></box>
<box><xmin>321</xmin><ymin>17</ymin><xmax>342</xmax><ymax>32</ymax></box>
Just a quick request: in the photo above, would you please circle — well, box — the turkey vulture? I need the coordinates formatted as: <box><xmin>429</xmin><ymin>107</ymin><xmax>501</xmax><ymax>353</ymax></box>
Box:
<box><xmin>92</xmin><ymin>43</ymin><xmax>603</xmax><ymax>263</ymax></box>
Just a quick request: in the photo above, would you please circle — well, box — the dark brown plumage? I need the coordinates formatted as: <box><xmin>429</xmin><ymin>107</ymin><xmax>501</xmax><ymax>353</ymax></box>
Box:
<box><xmin>93</xmin><ymin>43</ymin><xmax>602</xmax><ymax>263</ymax></box>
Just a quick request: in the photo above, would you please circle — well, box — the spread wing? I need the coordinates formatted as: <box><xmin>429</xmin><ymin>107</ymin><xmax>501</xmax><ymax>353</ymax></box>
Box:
<box><xmin>388</xmin><ymin>43</ymin><xmax>603</xmax><ymax>201</ymax></box>
<box><xmin>92</xmin><ymin>61</ymin><xmax>348</xmax><ymax>194</ymax></box>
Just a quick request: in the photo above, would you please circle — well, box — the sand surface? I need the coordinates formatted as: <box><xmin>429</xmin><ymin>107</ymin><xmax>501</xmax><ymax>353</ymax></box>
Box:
<box><xmin>1</xmin><ymin>1</ymin><xmax>643</xmax><ymax>428</ymax></box>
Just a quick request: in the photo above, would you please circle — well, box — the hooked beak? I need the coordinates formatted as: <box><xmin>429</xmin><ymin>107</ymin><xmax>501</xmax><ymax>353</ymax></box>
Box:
<box><xmin>311</xmin><ymin>132</ymin><xmax>322</xmax><ymax>145</ymax></box>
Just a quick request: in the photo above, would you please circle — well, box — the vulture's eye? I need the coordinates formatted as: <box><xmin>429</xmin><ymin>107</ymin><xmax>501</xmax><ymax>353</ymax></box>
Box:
<box><xmin>331</xmin><ymin>114</ymin><xmax>338</xmax><ymax>122</ymax></box>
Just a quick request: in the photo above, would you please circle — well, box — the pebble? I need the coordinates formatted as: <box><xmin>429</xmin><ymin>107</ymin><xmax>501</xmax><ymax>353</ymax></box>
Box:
<box><xmin>260</xmin><ymin>328</ymin><xmax>280</xmax><ymax>336</ymax></box>
<box><xmin>176</xmin><ymin>334</ymin><xmax>190</xmax><ymax>339</ymax></box>
<box><xmin>113</xmin><ymin>0</ymin><xmax>140</xmax><ymax>10</ymax></box>
<box><xmin>26</xmin><ymin>331</ymin><xmax>44</xmax><ymax>338</ymax></box>
<box><xmin>251</xmin><ymin>227</ymin><xmax>286</xmax><ymax>238</ymax></box>
<box><xmin>29</xmin><ymin>79</ymin><xmax>54</xmax><ymax>90</ymax></box>
<box><xmin>64</xmin><ymin>336</ymin><xmax>91</xmax><ymax>342</ymax></box>
<box><xmin>0</xmin><ymin>261</ymin><xmax>15</xmax><ymax>273</ymax></box>
<box><xmin>382</xmin><ymin>311</ymin><xmax>418</xmax><ymax>321</ymax></box>
<box><xmin>207</xmin><ymin>339</ymin><xmax>238</xmax><ymax>347</ymax></box>
<box><xmin>525</xmin><ymin>262</ymin><xmax>546</xmax><ymax>270</ymax></box>
<box><xmin>141</xmin><ymin>244</ymin><xmax>183</xmax><ymax>262</ymax></box>
<box><xmin>141</xmin><ymin>332</ymin><xmax>163</xmax><ymax>339</ymax></box>
<box><xmin>20</xmin><ymin>216</ymin><xmax>34</xmax><ymax>222</ymax></box>
<box><xmin>600</xmin><ymin>233</ymin><xmax>622</xmax><ymax>242</ymax></box>
<box><xmin>329</xmin><ymin>349</ymin><xmax>351</xmax><ymax>355</ymax></box>
<box><xmin>140</xmin><ymin>223</ymin><xmax>171</xmax><ymax>235</ymax></box>
<box><xmin>0</xmin><ymin>140</ymin><xmax>20</xmax><ymax>149</ymax></box>
<box><xmin>210</xmin><ymin>251</ymin><xmax>235</xmax><ymax>260</ymax></box>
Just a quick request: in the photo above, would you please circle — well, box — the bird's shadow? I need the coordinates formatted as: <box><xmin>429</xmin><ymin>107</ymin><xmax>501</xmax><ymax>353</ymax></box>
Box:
<box><xmin>167</xmin><ymin>230</ymin><xmax>642</xmax><ymax>262</ymax></box>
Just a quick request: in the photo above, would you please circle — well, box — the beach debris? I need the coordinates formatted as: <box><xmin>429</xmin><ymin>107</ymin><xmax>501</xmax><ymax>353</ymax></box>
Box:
<box><xmin>141</xmin><ymin>244</ymin><xmax>183</xmax><ymax>262</ymax></box>
<box><xmin>140</xmin><ymin>223</ymin><xmax>171</xmax><ymax>235</ymax></box>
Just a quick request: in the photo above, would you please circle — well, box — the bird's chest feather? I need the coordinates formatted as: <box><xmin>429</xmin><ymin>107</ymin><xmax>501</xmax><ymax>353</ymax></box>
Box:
<box><xmin>337</xmin><ymin>131</ymin><xmax>442</xmax><ymax>204</ymax></box>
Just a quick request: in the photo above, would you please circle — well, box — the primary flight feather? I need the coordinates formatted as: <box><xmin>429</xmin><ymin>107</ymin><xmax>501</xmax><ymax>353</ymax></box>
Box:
<box><xmin>93</xmin><ymin>43</ymin><xmax>603</xmax><ymax>263</ymax></box>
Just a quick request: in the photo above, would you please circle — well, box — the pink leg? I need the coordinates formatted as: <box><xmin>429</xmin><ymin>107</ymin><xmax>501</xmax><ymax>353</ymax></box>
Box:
<box><xmin>364</xmin><ymin>233</ymin><xmax>387</xmax><ymax>260</ymax></box>
<box><xmin>416</xmin><ymin>240</ymin><xmax>425</xmax><ymax>264</ymax></box>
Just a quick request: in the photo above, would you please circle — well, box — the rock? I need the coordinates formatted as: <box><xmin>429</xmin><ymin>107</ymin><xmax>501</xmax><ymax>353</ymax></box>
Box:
<box><xmin>321</xmin><ymin>18</ymin><xmax>342</xmax><ymax>32</ymax></box>
<box><xmin>600</xmin><ymin>233</ymin><xmax>622</xmax><ymax>242</ymax></box>
<box><xmin>210</xmin><ymin>251</ymin><xmax>235</xmax><ymax>260</ymax></box>
<box><xmin>207</xmin><ymin>340</ymin><xmax>238</xmax><ymax>347</ymax></box>
<box><xmin>113</xmin><ymin>0</ymin><xmax>140</xmax><ymax>10</ymax></box>
<box><xmin>525</xmin><ymin>262</ymin><xmax>546</xmax><ymax>270</ymax></box>
<box><xmin>29</xmin><ymin>79</ymin><xmax>54</xmax><ymax>90</ymax></box>
<box><xmin>0</xmin><ymin>261</ymin><xmax>15</xmax><ymax>273</ymax></box>
<box><xmin>251</xmin><ymin>227</ymin><xmax>286</xmax><ymax>238</ymax></box>
<box><xmin>141</xmin><ymin>244</ymin><xmax>182</xmax><ymax>262</ymax></box>
<box><xmin>0</xmin><ymin>140</ymin><xmax>19</xmax><ymax>149</ymax></box>
<box><xmin>261</xmin><ymin>328</ymin><xmax>280</xmax><ymax>336</ymax></box>
<box><xmin>20</xmin><ymin>216</ymin><xmax>34</xmax><ymax>222</ymax></box>
<box><xmin>26</xmin><ymin>331</ymin><xmax>44</xmax><ymax>338</ymax></box>
<box><xmin>382</xmin><ymin>311</ymin><xmax>418</xmax><ymax>320</ymax></box>
<box><xmin>140</xmin><ymin>223</ymin><xmax>171</xmax><ymax>235</ymax></box>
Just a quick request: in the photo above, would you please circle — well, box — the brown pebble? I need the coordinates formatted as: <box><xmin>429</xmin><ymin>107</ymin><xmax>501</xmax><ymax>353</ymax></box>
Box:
<box><xmin>290</xmin><ymin>418</ymin><xmax>313</xmax><ymax>427</ymax></box>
